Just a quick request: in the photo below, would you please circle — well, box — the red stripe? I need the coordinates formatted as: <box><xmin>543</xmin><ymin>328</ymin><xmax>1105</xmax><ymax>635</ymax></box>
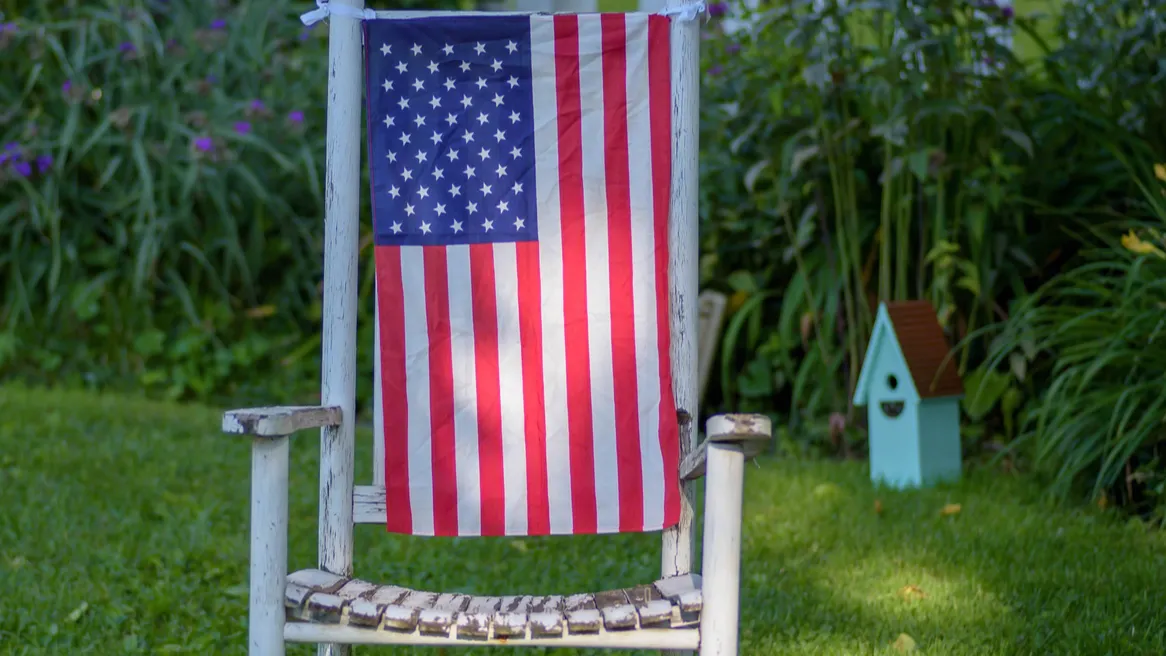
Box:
<box><xmin>516</xmin><ymin>241</ymin><xmax>550</xmax><ymax>535</ymax></box>
<box><xmin>648</xmin><ymin>15</ymin><xmax>680</xmax><ymax>527</ymax></box>
<box><xmin>600</xmin><ymin>14</ymin><xmax>644</xmax><ymax>532</ymax></box>
<box><xmin>553</xmin><ymin>15</ymin><xmax>597</xmax><ymax>534</ymax></box>
<box><xmin>469</xmin><ymin>244</ymin><xmax>505</xmax><ymax>537</ymax></box>
<box><xmin>376</xmin><ymin>246</ymin><xmax>412</xmax><ymax>534</ymax></box>
<box><xmin>423</xmin><ymin>246</ymin><xmax>459</xmax><ymax>536</ymax></box>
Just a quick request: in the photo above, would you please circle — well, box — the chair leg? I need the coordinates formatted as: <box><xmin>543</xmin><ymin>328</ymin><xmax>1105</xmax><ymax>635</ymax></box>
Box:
<box><xmin>250</xmin><ymin>436</ymin><xmax>290</xmax><ymax>656</ymax></box>
<box><xmin>698</xmin><ymin>442</ymin><xmax>745</xmax><ymax>656</ymax></box>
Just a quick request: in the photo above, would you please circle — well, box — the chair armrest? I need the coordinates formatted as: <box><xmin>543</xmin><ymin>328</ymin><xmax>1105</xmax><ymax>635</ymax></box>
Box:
<box><xmin>222</xmin><ymin>406</ymin><xmax>343</xmax><ymax>437</ymax></box>
<box><xmin>679</xmin><ymin>413</ymin><xmax>772</xmax><ymax>481</ymax></box>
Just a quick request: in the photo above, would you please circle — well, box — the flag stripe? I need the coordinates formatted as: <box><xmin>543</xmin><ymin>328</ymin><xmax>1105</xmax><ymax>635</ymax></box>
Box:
<box><xmin>376</xmin><ymin>246</ymin><xmax>413</xmax><ymax>533</ymax></box>
<box><xmin>424</xmin><ymin>246</ymin><xmax>460</xmax><ymax>536</ymax></box>
<box><xmin>469</xmin><ymin>243</ymin><xmax>506</xmax><ymax>536</ymax></box>
<box><xmin>515</xmin><ymin>242</ymin><xmax>548</xmax><ymax>535</ymax></box>
<box><xmin>493</xmin><ymin>242</ymin><xmax>529</xmax><ymax>535</ymax></box>
<box><xmin>624</xmin><ymin>14</ymin><xmax>666</xmax><ymax>530</ymax></box>
<box><xmin>554</xmin><ymin>15</ymin><xmax>599</xmax><ymax>535</ymax></box>
<box><xmin>402</xmin><ymin>246</ymin><xmax>435</xmax><ymax>536</ymax></box>
<box><xmin>599</xmin><ymin>13</ymin><xmax>645</xmax><ymax>533</ymax></box>
<box><xmin>648</xmin><ymin>14</ymin><xmax>680</xmax><ymax>526</ymax></box>
<box><xmin>448</xmin><ymin>246</ymin><xmax>483</xmax><ymax>536</ymax></box>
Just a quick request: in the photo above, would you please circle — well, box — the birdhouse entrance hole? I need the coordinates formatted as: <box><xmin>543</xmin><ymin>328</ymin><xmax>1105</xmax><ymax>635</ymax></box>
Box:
<box><xmin>880</xmin><ymin>400</ymin><xmax>905</xmax><ymax>418</ymax></box>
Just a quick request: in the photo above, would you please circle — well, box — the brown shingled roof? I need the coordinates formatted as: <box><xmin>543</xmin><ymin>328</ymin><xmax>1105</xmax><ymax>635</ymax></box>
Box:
<box><xmin>884</xmin><ymin>300</ymin><xmax>963</xmax><ymax>399</ymax></box>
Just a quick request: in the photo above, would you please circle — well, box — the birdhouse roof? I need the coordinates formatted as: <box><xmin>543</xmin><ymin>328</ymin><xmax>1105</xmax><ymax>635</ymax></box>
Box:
<box><xmin>854</xmin><ymin>300</ymin><xmax>963</xmax><ymax>404</ymax></box>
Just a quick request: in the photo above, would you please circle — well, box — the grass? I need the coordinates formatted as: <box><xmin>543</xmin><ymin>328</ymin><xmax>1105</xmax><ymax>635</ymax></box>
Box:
<box><xmin>2</xmin><ymin>383</ymin><xmax>1165</xmax><ymax>655</ymax></box>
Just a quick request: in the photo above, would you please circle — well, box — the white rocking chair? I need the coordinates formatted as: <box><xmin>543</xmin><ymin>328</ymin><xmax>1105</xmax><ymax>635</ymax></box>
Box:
<box><xmin>221</xmin><ymin>2</ymin><xmax>769</xmax><ymax>654</ymax></box>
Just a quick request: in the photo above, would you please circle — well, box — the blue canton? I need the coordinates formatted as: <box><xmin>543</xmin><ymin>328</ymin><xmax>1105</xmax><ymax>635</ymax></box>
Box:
<box><xmin>367</xmin><ymin>17</ymin><xmax>539</xmax><ymax>247</ymax></box>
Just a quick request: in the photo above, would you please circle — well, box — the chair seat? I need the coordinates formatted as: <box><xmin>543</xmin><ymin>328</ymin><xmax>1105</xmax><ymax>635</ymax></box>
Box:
<box><xmin>285</xmin><ymin>568</ymin><xmax>703</xmax><ymax>642</ymax></box>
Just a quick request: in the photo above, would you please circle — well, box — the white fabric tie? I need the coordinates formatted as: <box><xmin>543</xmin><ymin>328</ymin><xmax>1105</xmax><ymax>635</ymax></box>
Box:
<box><xmin>658</xmin><ymin>1</ymin><xmax>707</xmax><ymax>21</ymax></box>
<box><xmin>300</xmin><ymin>0</ymin><xmax>377</xmax><ymax>26</ymax></box>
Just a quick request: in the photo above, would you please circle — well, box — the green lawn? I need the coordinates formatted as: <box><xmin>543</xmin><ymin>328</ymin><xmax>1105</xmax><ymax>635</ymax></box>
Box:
<box><xmin>2</xmin><ymin>383</ymin><xmax>1165</xmax><ymax>654</ymax></box>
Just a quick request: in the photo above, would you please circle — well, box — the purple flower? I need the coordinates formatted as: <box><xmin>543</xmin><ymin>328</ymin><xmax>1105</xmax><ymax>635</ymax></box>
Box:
<box><xmin>210</xmin><ymin>18</ymin><xmax>227</xmax><ymax>30</ymax></box>
<box><xmin>249</xmin><ymin>99</ymin><xmax>265</xmax><ymax>111</ymax></box>
<box><xmin>1000</xmin><ymin>5</ymin><xmax>1014</xmax><ymax>19</ymax></box>
<box><xmin>708</xmin><ymin>2</ymin><xmax>729</xmax><ymax>17</ymax></box>
<box><xmin>726</xmin><ymin>42</ymin><xmax>741</xmax><ymax>54</ymax></box>
<box><xmin>206</xmin><ymin>75</ymin><xmax>218</xmax><ymax>84</ymax></box>
<box><xmin>36</xmin><ymin>154</ymin><xmax>53</xmax><ymax>173</ymax></box>
<box><xmin>299</xmin><ymin>27</ymin><xmax>312</xmax><ymax>41</ymax></box>
<box><xmin>119</xmin><ymin>41</ymin><xmax>136</xmax><ymax>53</ymax></box>
<box><xmin>233</xmin><ymin>121</ymin><xmax>251</xmax><ymax>134</ymax></box>
<box><xmin>708</xmin><ymin>65</ymin><xmax>724</xmax><ymax>76</ymax></box>
<box><xmin>194</xmin><ymin>136</ymin><xmax>214</xmax><ymax>152</ymax></box>
<box><xmin>0</xmin><ymin>22</ymin><xmax>17</xmax><ymax>34</ymax></box>
<box><xmin>13</xmin><ymin>160</ymin><xmax>31</xmax><ymax>177</ymax></box>
<box><xmin>287</xmin><ymin>110</ymin><xmax>304</xmax><ymax>123</ymax></box>
<box><xmin>62</xmin><ymin>80</ymin><xmax>72</xmax><ymax>93</ymax></box>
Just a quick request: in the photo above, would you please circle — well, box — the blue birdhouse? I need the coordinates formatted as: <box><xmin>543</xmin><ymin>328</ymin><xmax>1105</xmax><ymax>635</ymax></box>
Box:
<box><xmin>853</xmin><ymin>300</ymin><xmax>964</xmax><ymax>489</ymax></box>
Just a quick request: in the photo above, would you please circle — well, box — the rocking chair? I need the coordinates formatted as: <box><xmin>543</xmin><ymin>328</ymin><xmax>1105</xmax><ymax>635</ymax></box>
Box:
<box><xmin>222</xmin><ymin>1</ymin><xmax>770</xmax><ymax>654</ymax></box>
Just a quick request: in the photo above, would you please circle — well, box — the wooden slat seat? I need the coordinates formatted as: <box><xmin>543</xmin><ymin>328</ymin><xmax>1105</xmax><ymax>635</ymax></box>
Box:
<box><xmin>284</xmin><ymin>568</ymin><xmax>703</xmax><ymax>642</ymax></box>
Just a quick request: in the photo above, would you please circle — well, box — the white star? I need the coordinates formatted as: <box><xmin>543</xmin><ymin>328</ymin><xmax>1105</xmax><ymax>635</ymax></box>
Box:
<box><xmin>429</xmin><ymin>96</ymin><xmax>441</xmax><ymax>110</ymax></box>
<box><xmin>490</xmin><ymin>59</ymin><xmax>502</xmax><ymax>72</ymax></box>
<box><xmin>442</xmin><ymin>44</ymin><xmax>454</xmax><ymax>56</ymax></box>
<box><xmin>444</xmin><ymin>78</ymin><xmax>456</xmax><ymax>91</ymax></box>
<box><xmin>390</xmin><ymin>220</ymin><xmax>403</xmax><ymax>233</ymax></box>
<box><xmin>415</xmin><ymin>151</ymin><xmax>427</xmax><ymax>163</ymax></box>
<box><xmin>427</xmin><ymin>61</ymin><xmax>439</xmax><ymax>74</ymax></box>
<box><xmin>435</xmin><ymin>203</ymin><xmax>446</xmax><ymax>216</ymax></box>
<box><xmin>405</xmin><ymin>203</ymin><xmax>416</xmax><ymax>216</ymax></box>
<box><xmin>506</xmin><ymin>40</ymin><xmax>518</xmax><ymax>54</ymax></box>
<box><xmin>464</xmin><ymin>165</ymin><xmax>476</xmax><ymax>178</ymax></box>
<box><xmin>462</xmin><ymin>131</ymin><xmax>475</xmax><ymax>143</ymax></box>
<box><xmin>445</xmin><ymin>113</ymin><xmax>458</xmax><ymax>126</ymax></box>
<box><xmin>452</xmin><ymin>219</ymin><xmax>464</xmax><ymax>233</ymax></box>
<box><xmin>383</xmin><ymin>114</ymin><xmax>394</xmax><ymax>128</ymax></box>
<box><xmin>475</xmin><ymin>77</ymin><xmax>487</xmax><ymax>90</ymax></box>
<box><xmin>412</xmin><ymin>78</ymin><xmax>424</xmax><ymax>91</ymax></box>
<box><xmin>459</xmin><ymin>61</ymin><xmax>471</xmax><ymax>72</ymax></box>
<box><xmin>507</xmin><ymin>76</ymin><xmax>519</xmax><ymax>89</ymax></box>
<box><xmin>497</xmin><ymin>199</ymin><xmax>509</xmax><ymax>212</ymax></box>
<box><xmin>512</xmin><ymin>181</ymin><xmax>524</xmax><ymax>194</ymax></box>
<box><xmin>510</xmin><ymin>146</ymin><xmax>521</xmax><ymax>159</ymax></box>
<box><xmin>467</xmin><ymin>201</ymin><xmax>479</xmax><ymax>214</ymax></box>
<box><xmin>387</xmin><ymin>150</ymin><xmax>397</xmax><ymax>163</ymax></box>
<box><xmin>418</xmin><ymin>186</ymin><xmax>429</xmax><ymax>199</ymax></box>
<box><xmin>482</xmin><ymin>218</ymin><xmax>494</xmax><ymax>231</ymax></box>
<box><xmin>478</xmin><ymin>147</ymin><xmax>490</xmax><ymax>160</ymax></box>
<box><xmin>420</xmin><ymin>221</ymin><xmax>432</xmax><ymax>234</ymax></box>
<box><xmin>508</xmin><ymin>110</ymin><xmax>520</xmax><ymax>124</ymax></box>
<box><xmin>413</xmin><ymin>114</ymin><xmax>426</xmax><ymax>127</ymax></box>
<box><xmin>460</xmin><ymin>95</ymin><xmax>473</xmax><ymax>109</ymax></box>
<box><xmin>480</xmin><ymin>182</ymin><xmax>493</xmax><ymax>195</ymax></box>
<box><xmin>402</xmin><ymin>168</ymin><xmax>413</xmax><ymax>181</ymax></box>
<box><xmin>396</xmin><ymin>61</ymin><xmax>407</xmax><ymax>74</ymax></box>
<box><xmin>514</xmin><ymin>217</ymin><xmax>525</xmax><ymax>229</ymax></box>
<box><xmin>494</xmin><ymin>129</ymin><xmax>505</xmax><ymax>142</ymax></box>
<box><xmin>449</xmin><ymin>184</ymin><xmax>461</xmax><ymax>196</ymax></box>
<box><xmin>477</xmin><ymin>112</ymin><xmax>489</xmax><ymax>125</ymax></box>
<box><xmin>446</xmin><ymin>149</ymin><xmax>459</xmax><ymax>162</ymax></box>
<box><xmin>433</xmin><ymin>167</ymin><xmax>445</xmax><ymax>180</ymax></box>
<box><xmin>397</xmin><ymin>97</ymin><xmax>410</xmax><ymax>110</ymax></box>
<box><xmin>411</xmin><ymin>43</ymin><xmax>422</xmax><ymax>56</ymax></box>
<box><xmin>381</xmin><ymin>43</ymin><xmax>392</xmax><ymax>56</ymax></box>
<box><xmin>382</xmin><ymin>79</ymin><xmax>393</xmax><ymax>92</ymax></box>
<box><xmin>398</xmin><ymin>133</ymin><xmax>411</xmax><ymax>146</ymax></box>
<box><xmin>430</xmin><ymin>130</ymin><xmax>443</xmax><ymax>145</ymax></box>
<box><xmin>492</xmin><ymin>93</ymin><xmax>504</xmax><ymax>107</ymax></box>
<box><xmin>388</xmin><ymin>185</ymin><xmax>400</xmax><ymax>198</ymax></box>
<box><xmin>495</xmin><ymin>164</ymin><xmax>508</xmax><ymax>177</ymax></box>
<box><xmin>474</xmin><ymin>42</ymin><xmax>486</xmax><ymax>55</ymax></box>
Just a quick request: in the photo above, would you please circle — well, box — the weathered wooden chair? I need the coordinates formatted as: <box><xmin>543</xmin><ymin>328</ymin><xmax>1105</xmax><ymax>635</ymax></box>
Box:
<box><xmin>221</xmin><ymin>1</ymin><xmax>769</xmax><ymax>654</ymax></box>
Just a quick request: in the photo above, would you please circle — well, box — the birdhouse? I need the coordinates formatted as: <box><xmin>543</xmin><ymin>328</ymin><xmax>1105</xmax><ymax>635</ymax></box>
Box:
<box><xmin>853</xmin><ymin>300</ymin><xmax>964</xmax><ymax>489</ymax></box>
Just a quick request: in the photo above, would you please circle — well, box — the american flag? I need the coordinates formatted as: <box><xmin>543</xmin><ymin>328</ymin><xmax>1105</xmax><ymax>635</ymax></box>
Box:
<box><xmin>367</xmin><ymin>12</ymin><xmax>680</xmax><ymax>537</ymax></box>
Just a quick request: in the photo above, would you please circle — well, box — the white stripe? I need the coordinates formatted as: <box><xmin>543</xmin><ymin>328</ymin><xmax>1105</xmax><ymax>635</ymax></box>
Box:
<box><xmin>494</xmin><ymin>242</ymin><xmax>528</xmax><ymax>535</ymax></box>
<box><xmin>577</xmin><ymin>14</ymin><xmax>620</xmax><ymax>534</ymax></box>
<box><xmin>446</xmin><ymin>245</ymin><xmax>482</xmax><ymax>537</ymax></box>
<box><xmin>401</xmin><ymin>246</ymin><xmax>435</xmax><ymax>536</ymax></box>
<box><xmin>530</xmin><ymin>15</ymin><xmax>573</xmax><ymax>535</ymax></box>
<box><xmin>373</xmin><ymin>292</ymin><xmax>385</xmax><ymax>486</ymax></box>
<box><xmin>624</xmin><ymin>13</ymin><xmax>666</xmax><ymax>531</ymax></box>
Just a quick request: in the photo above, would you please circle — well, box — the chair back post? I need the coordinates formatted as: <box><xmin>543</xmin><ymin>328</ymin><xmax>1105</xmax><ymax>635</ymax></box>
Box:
<box><xmin>318</xmin><ymin>0</ymin><xmax>365</xmax><ymax>653</ymax></box>
<box><xmin>660</xmin><ymin>0</ymin><xmax>702</xmax><ymax>583</ymax></box>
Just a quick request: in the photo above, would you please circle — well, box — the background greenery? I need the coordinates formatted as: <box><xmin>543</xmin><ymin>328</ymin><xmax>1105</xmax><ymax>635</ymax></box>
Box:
<box><xmin>1</xmin><ymin>0</ymin><xmax>1164</xmax><ymax>520</ymax></box>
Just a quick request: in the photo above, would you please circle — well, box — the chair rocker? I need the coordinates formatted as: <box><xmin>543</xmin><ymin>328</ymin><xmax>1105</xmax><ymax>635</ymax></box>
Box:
<box><xmin>222</xmin><ymin>1</ymin><xmax>770</xmax><ymax>654</ymax></box>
